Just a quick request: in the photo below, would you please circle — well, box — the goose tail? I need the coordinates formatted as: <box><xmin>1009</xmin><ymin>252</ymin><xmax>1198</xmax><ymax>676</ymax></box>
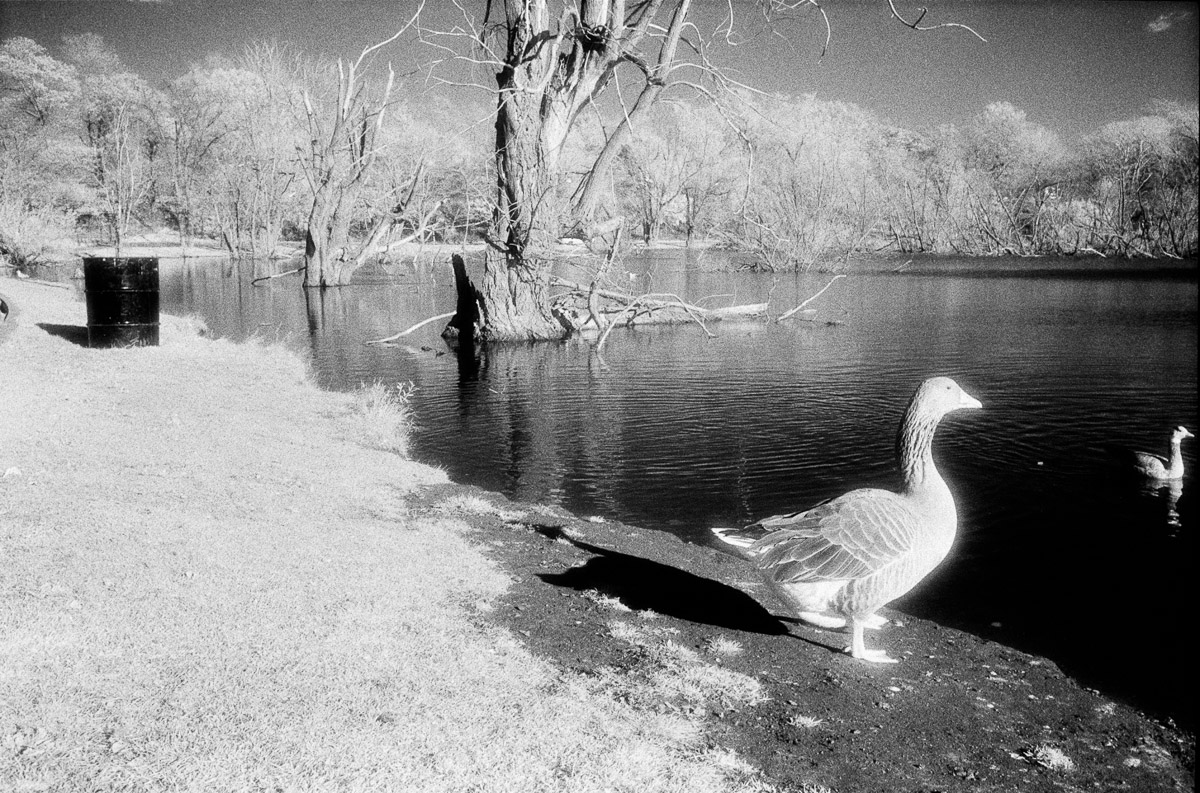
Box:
<box><xmin>710</xmin><ymin>526</ymin><xmax>758</xmax><ymax>549</ymax></box>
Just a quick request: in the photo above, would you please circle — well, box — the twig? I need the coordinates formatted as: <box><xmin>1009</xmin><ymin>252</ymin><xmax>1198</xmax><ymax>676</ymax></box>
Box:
<box><xmin>777</xmin><ymin>274</ymin><xmax>845</xmax><ymax>321</ymax></box>
<box><xmin>251</xmin><ymin>266</ymin><xmax>305</xmax><ymax>286</ymax></box>
<box><xmin>365</xmin><ymin>312</ymin><xmax>455</xmax><ymax>344</ymax></box>
<box><xmin>887</xmin><ymin>0</ymin><xmax>987</xmax><ymax>41</ymax></box>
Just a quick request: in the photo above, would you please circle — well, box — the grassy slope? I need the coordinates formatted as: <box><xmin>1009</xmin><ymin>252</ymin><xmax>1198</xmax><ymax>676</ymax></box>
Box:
<box><xmin>0</xmin><ymin>280</ymin><xmax>775</xmax><ymax>793</ymax></box>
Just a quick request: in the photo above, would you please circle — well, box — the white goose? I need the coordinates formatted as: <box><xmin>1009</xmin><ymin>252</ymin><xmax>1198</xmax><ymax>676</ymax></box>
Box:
<box><xmin>712</xmin><ymin>376</ymin><xmax>982</xmax><ymax>663</ymax></box>
<box><xmin>1116</xmin><ymin>426</ymin><xmax>1193</xmax><ymax>481</ymax></box>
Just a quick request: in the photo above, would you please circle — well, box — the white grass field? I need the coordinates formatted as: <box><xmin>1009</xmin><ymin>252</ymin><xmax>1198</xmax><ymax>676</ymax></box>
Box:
<box><xmin>0</xmin><ymin>279</ymin><xmax>777</xmax><ymax>792</ymax></box>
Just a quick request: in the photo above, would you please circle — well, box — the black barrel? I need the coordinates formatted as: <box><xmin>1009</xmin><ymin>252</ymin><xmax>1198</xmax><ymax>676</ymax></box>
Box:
<box><xmin>83</xmin><ymin>257</ymin><xmax>160</xmax><ymax>347</ymax></box>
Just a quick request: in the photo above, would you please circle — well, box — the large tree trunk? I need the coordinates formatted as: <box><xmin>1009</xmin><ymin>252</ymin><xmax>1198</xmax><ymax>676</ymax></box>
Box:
<box><xmin>443</xmin><ymin>0</ymin><xmax>693</xmax><ymax>341</ymax></box>
<box><xmin>478</xmin><ymin>247</ymin><xmax>563</xmax><ymax>340</ymax></box>
<box><xmin>473</xmin><ymin>16</ymin><xmax>573</xmax><ymax>341</ymax></box>
<box><xmin>303</xmin><ymin>192</ymin><xmax>354</xmax><ymax>287</ymax></box>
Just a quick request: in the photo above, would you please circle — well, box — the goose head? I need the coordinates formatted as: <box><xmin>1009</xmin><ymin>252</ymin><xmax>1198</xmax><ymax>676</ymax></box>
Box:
<box><xmin>909</xmin><ymin>376</ymin><xmax>983</xmax><ymax>419</ymax></box>
<box><xmin>1171</xmin><ymin>426</ymin><xmax>1194</xmax><ymax>445</ymax></box>
<box><xmin>896</xmin><ymin>377</ymin><xmax>982</xmax><ymax>491</ymax></box>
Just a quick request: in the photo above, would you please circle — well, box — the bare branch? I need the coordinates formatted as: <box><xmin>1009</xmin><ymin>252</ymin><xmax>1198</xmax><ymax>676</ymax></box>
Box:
<box><xmin>886</xmin><ymin>0</ymin><xmax>987</xmax><ymax>42</ymax></box>
<box><xmin>777</xmin><ymin>274</ymin><xmax>845</xmax><ymax>321</ymax></box>
<box><xmin>365</xmin><ymin>312</ymin><xmax>456</xmax><ymax>345</ymax></box>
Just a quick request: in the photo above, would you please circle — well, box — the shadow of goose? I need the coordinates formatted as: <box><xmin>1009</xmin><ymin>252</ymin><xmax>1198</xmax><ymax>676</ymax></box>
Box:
<box><xmin>534</xmin><ymin>528</ymin><xmax>788</xmax><ymax>636</ymax></box>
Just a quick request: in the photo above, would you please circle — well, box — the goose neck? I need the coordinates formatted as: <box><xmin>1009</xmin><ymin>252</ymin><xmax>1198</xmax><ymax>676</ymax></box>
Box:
<box><xmin>1167</xmin><ymin>439</ymin><xmax>1186</xmax><ymax>478</ymax></box>
<box><xmin>897</xmin><ymin>410</ymin><xmax>943</xmax><ymax>494</ymax></box>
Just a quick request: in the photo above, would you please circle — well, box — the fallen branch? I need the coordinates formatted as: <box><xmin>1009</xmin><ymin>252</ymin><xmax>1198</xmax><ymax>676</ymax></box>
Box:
<box><xmin>251</xmin><ymin>266</ymin><xmax>305</xmax><ymax>286</ymax></box>
<box><xmin>777</xmin><ymin>274</ymin><xmax>845</xmax><ymax>322</ymax></box>
<box><xmin>365</xmin><ymin>312</ymin><xmax>455</xmax><ymax>345</ymax></box>
<box><xmin>551</xmin><ymin>276</ymin><xmax>767</xmax><ymax>320</ymax></box>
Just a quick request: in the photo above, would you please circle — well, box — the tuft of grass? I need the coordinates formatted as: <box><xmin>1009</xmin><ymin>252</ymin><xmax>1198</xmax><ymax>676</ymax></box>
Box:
<box><xmin>1026</xmin><ymin>743</ymin><xmax>1076</xmax><ymax>772</ymax></box>
<box><xmin>705</xmin><ymin>635</ymin><xmax>744</xmax><ymax>656</ymax></box>
<box><xmin>350</xmin><ymin>381</ymin><xmax>416</xmax><ymax>457</ymax></box>
<box><xmin>787</xmin><ymin>714</ymin><xmax>825</xmax><ymax>730</ymax></box>
<box><xmin>435</xmin><ymin>493</ymin><xmax>525</xmax><ymax>522</ymax></box>
<box><xmin>585</xmin><ymin>590</ymin><xmax>633</xmax><ymax>612</ymax></box>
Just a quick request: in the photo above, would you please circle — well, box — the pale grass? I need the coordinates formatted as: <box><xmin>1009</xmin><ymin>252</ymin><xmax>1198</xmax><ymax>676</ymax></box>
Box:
<box><xmin>1028</xmin><ymin>744</ymin><xmax>1076</xmax><ymax>773</ymax></box>
<box><xmin>435</xmin><ymin>493</ymin><xmax>525</xmax><ymax>522</ymax></box>
<box><xmin>0</xmin><ymin>279</ymin><xmax>778</xmax><ymax>793</ymax></box>
<box><xmin>350</xmin><ymin>380</ymin><xmax>417</xmax><ymax>457</ymax></box>
<box><xmin>584</xmin><ymin>589</ymin><xmax>634</xmax><ymax>612</ymax></box>
<box><xmin>605</xmin><ymin>621</ymin><xmax>767</xmax><ymax>711</ymax></box>
<box><xmin>705</xmin><ymin>635</ymin><xmax>745</xmax><ymax>656</ymax></box>
<box><xmin>787</xmin><ymin>714</ymin><xmax>825</xmax><ymax>730</ymax></box>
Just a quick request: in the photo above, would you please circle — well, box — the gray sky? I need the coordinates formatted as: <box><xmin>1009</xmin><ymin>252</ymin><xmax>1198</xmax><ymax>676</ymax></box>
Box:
<box><xmin>1</xmin><ymin>0</ymin><xmax>1197</xmax><ymax>137</ymax></box>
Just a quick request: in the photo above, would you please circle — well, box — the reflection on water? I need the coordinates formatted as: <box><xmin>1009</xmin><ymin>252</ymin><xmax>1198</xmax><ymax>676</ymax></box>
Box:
<box><xmin>161</xmin><ymin>252</ymin><xmax>1198</xmax><ymax>727</ymax></box>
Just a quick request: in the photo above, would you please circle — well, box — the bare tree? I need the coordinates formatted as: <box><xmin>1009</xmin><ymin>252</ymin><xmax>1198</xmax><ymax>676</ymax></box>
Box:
<box><xmin>296</xmin><ymin>7</ymin><xmax>423</xmax><ymax>287</ymax></box>
<box><xmin>62</xmin><ymin>34</ymin><xmax>159</xmax><ymax>249</ymax></box>
<box><xmin>422</xmin><ymin>0</ymin><xmax>699</xmax><ymax>340</ymax></box>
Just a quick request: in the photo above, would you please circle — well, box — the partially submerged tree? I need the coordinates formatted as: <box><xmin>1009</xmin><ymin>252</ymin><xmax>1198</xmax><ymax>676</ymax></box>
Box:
<box><xmin>424</xmin><ymin>0</ymin><xmax>701</xmax><ymax>340</ymax></box>
<box><xmin>296</xmin><ymin>7</ymin><xmax>426</xmax><ymax>287</ymax></box>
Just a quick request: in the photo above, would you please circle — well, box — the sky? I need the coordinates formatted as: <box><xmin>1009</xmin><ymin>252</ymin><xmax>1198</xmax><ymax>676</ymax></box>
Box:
<box><xmin>0</xmin><ymin>0</ymin><xmax>1197</xmax><ymax>138</ymax></box>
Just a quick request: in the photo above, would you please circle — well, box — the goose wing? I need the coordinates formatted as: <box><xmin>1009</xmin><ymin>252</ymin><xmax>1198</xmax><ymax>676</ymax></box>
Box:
<box><xmin>748</xmin><ymin>489</ymin><xmax>922</xmax><ymax>584</ymax></box>
<box><xmin>1103</xmin><ymin>445</ymin><xmax>1167</xmax><ymax>467</ymax></box>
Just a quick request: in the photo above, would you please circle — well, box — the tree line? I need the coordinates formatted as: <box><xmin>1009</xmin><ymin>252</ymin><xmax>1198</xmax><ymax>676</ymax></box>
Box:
<box><xmin>2</xmin><ymin>31</ymin><xmax>1196</xmax><ymax>279</ymax></box>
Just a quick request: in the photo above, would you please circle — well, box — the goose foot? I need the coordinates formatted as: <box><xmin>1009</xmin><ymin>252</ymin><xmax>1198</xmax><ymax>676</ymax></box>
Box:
<box><xmin>843</xmin><ymin>646</ymin><xmax>899</xmax><ymax>663</ymax></box>
<box><xmin>846</xmin><ymin>621</ymin><xmax>899</xmax><ymax>663</ymax></box>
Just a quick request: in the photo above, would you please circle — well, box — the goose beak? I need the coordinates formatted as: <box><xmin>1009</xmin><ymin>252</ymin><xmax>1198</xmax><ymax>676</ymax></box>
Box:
<box><xmin>958</xmin><ymin>389</ymin><xmax>982</xmax><ymax>410</ymax></box>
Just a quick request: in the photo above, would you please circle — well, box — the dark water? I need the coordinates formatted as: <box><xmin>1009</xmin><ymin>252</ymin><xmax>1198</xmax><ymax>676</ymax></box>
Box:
<box><xmin>159</xmin><ymin>252</ymin><xmax>1197</xmax><ymax>728</ymax></box>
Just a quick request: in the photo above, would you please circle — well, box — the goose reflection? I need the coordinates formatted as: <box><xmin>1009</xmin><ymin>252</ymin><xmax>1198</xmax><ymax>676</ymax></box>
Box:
<box><xmin>1139</xmin><ymin>477</ymin><xmax>1185</xmax><ymax>530</ymax></box>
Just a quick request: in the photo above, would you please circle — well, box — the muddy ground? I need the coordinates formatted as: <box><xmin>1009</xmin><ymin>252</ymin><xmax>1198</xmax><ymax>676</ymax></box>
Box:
<box><xmin>408</xmin><ymin>482</ymin><xmax>1194</xmax><ymax>793</ymax></box>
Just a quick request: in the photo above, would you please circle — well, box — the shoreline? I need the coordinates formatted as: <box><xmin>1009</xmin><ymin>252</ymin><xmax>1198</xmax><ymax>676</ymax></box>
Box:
<box><xmin>1</xmin><ymin>277</ymin><xmax>1193</xmax><ymax>792</ymax></box>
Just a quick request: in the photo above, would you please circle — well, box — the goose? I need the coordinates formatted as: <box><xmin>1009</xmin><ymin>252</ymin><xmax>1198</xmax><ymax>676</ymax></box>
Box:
<box><xmin>712</xmin><ymin>376</ymin><xmax>982</xmax><ymax>663</ymax></box>
<box><xmin>1110</xmin><ymin>426</ymin><xmax>1192</xmax><ymax>481</ymax></box>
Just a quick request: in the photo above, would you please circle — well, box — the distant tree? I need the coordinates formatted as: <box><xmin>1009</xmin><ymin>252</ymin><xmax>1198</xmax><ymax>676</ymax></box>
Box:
<box><xmin>0</xmin><ymin>36</ymin><xmax>79</xmax><ymax>127</ymax></box>
<box><xmin>0</xmin><ymin>36</ymin><xmax>86</xmax><ymax>263</ymax></box>
<box><xmin>61</xmin><ymin>33</ymin><xmax>161</xmax><ymax>248</ymax></box>
<box><xmin>1080</xmin><ymin>102</ymin><xmax>1198</xmax><ymax>256</ymax></box>
<box><xmin>615</xmin><ymin>103</ymin><xmax>739</xmax><ymax>245</ymax></box>
<box><xmin>734</xmin><ymin>93</ymin><xmax>883</xmax><ymax>270</ymax></box>
<box><xmin>162</xmin><ymin>63</ymin><xmax>234</xmax><ymax>245</ymax></box>
<box><xmin>959</xmin><ymin>101</ymin><xmax>1064</xmax><ymax>254</ymax></box>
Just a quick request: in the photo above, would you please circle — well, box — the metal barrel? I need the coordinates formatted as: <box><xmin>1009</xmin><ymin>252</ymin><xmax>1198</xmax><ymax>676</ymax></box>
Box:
<box><xmin>83</xmin><ymin>257</ymin><xmax>160</xmax><ymax>348</ymax></box>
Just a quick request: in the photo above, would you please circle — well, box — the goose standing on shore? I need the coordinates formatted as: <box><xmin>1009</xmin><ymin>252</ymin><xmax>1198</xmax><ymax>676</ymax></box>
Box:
<box><xmin>712</xmin><ymin>377</ymin><xmax>982</xmax><ymax>663</ymax></box>
<box><xmin>1110</xmin><ymin>426</ymin><xmax>1193</xmax><ymax>481</ymax></box>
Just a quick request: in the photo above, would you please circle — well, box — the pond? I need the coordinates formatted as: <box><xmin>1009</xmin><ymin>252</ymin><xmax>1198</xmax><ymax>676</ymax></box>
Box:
<box><xmin>158</xmin><ymin>250</ymin><xmax>1197</xmax><ymax>728</ymax></box>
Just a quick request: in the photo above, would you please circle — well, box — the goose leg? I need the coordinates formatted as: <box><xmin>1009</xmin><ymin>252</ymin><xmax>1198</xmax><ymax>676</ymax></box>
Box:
<box><xmin>844</xmin><ymin>618</ymin><xmax>898</xmax><ymax>663</ymax></box>
<box><xmin>796</xmin><ymin>611</ymin><xmax>847</xmax><ymax>629</ymax></box>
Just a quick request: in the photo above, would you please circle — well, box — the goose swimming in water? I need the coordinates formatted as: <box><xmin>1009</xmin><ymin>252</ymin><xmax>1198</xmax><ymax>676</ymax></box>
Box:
<box><xmin>712</xmin><ymin>376</ymin><xmax>982</xmax><ymax>663</ymax></box>
<box><xmin>1110</xmin><ymin>426</ymin><xmax>1192</xmax><ymax>481</ymax></box>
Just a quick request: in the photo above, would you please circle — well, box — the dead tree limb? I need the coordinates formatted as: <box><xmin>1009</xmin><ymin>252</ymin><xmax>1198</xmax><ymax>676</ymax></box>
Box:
<box><xmin>777</xmin><ymin>274</ymin><xmax>845</xmax><ymax>322</ymax></box>
<box><xmin>252</xmin><ymin>266</ymin><xmax>305</xmax><ymax>286</ymax></box>
<box><xmin>365</xmin><ymin>312</ymin><xmax>456</xmax><ymax>345</ymax></box>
